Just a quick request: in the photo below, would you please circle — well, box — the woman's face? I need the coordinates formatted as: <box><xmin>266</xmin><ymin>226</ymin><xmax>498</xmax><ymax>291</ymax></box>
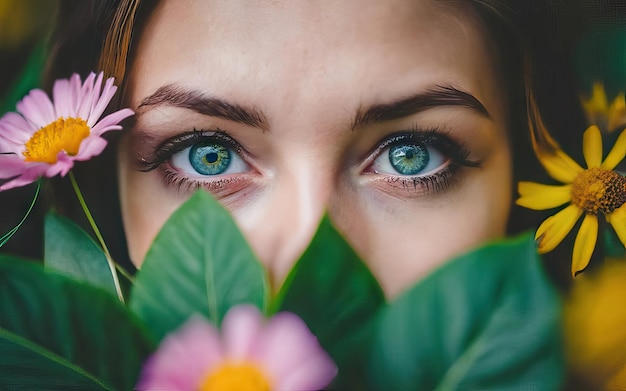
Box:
<box><xmin>119</xmin><ymin>0</ymin><xmax>512</xmax><ymax>297</ymax></box>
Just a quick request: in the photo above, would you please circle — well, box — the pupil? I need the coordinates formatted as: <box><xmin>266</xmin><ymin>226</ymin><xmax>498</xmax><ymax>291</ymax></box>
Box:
<box><xmin>206</xmin><ymin>152</ymin><xmax>218</xmax><ymax>164</ymax></box>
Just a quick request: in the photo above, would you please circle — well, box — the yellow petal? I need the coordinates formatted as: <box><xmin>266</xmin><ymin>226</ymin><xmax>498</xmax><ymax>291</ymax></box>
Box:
<box><xmin>602</xmin><ymin>128</ymin><xmax>626</xmax><ymax>170</ymax></box>
<box><xmin>608</xmin><ymin>92</ymin><xmax>626</xmax><ymax>133</ymax></box>
<box><xmin>571</xmin><ymin>213</ymin><xmax>598</xmax><ymax>276</ymax></box>
<box><xmin>583</xmin><ymin>125</ymin><xmax>603</xmax><ymax>168</ymax></box>
<box><xmin>536</xmin><ymin>147</ymin><xmax>584</xmax><ymax>183</ymax></box>
<box><xmin>582</xmin><ymin>82</ymin><xmax>609</xmax><ymax>117</ymax></box>
<box><xmin>535</xmin><ymin>204</ymin><xmax>583</xmax><ymax>254</ymax></box>
<box><xmin>608</xmin><ymin>204</ymin><xmax>626</xmax><ymax>248</ymax></box>
<box><xmin>563</xmin><ymin>259</ymin><xmax>626</xmax><ymax>389</ymax></box>
<box><xmin>606</xmin><ymin>355</ymin><xmax>626</xmax><ymax>390</ymax></box>
<box><xmin>516</xmin><ymin>182</ymin><xmax>572</xmax><ymax>210</ymax></box>
<box><xmin>582</xmin><ymin>83</ymin><xmax>609</xmax><ymax>131</ymax></box>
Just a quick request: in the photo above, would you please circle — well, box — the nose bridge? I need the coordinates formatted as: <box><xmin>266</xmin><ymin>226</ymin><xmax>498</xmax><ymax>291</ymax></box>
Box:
<box><xmin>252</xmin><ymin>164</ymin><xmax>332</xmax><ymax>286</ymax></box>
<box><xmin>239</xmin><ymin>80</ymin><xmax>345</xmax><ymax>287</ymax></box>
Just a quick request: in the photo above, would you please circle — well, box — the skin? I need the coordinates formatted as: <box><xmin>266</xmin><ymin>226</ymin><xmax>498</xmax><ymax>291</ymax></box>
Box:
<box><xmin>119</xmin><ymin>0</ymin><xmax>512</xmax><ymax>298</ymax></box>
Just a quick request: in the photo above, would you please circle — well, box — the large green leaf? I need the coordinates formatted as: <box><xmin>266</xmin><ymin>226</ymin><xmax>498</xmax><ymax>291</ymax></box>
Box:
<box><xmin>0</xmin><ymin>256</ymin><xmax>154</xmax><ymax>390</ymax></box>
<box><xmin>272</xmin><ymin>215</ymin><xmax>385</xmax><ymax>387</ymax></box>
<box><xmin>130</xmin><ymin>191</ymin><xmax>269</xmax><ymax>341</ymax></box>
<box><xmin>44</xmin><ymin>212</ymin><xmax>116</xmax><ymax>295</ymax></box>
<box><xmin>365</xmin><ymin>233</ymin><xmax>564</xmax><ymax>391</ymax></box>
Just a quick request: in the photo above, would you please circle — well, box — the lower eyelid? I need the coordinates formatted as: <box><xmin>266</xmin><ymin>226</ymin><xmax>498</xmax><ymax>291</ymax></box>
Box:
<box><xmin>161</xmin><ymin>165</ymin><xmax>256</xmax><ymax>199</ymax></box>
<box><xmin>360</xmin><ymin>164</ymin><xmax>461</xmax><ymax>198</ymax></box>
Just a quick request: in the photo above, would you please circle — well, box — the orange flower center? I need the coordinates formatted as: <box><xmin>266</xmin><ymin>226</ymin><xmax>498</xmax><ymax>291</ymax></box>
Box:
<box><xmin>199</xmin><ymin>363</ymin><xmax>271</xmax><ymax>391</ymax></box>
<box><xmin>22</xmin><ymin>117</ymin><xmax>90</xmax><ymax>163</ymax></box>
<box><xmin>571</xmin><ymin>167</ymin><xmax>626</xmax><ymax>215</ymax></box>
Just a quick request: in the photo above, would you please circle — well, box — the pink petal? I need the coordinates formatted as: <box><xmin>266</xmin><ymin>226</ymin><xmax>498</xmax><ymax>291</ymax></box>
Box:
<box><xmin>52</xmin><ymin>78</ymin><xmax>72</xmax><ymax>118</ymax></box>
<box><xmin>0</xmin><ymin>114</ymin><xmax>35</xmax><ymax>146</ymax></box>
<box><xmin>0</xmin><ymin>177</ymin><xmax>35</xmax><ymax>191</ymax></box>
<box><xmin>0</xmin><ymin>165</ymin><xmax>46</xmax><ymax>191</ymax></box>
<box><xmin>136</xmin><ymin>315</ymin><xmax>224</xmax><ymax>390</ymax></box>
<box><xmin>0</xmin><ymin>123</ymin><xmax>26</xmax><ymax>152</ymax></box>
<box><xmin>16</xmin><ymin>89</ymin><xmax>56</xmax><ymax>129</ymax></box>
<box><xmin>29</xmin><ymin>90</ymin><xmax>56</xmax><ymax>124</ymax></box>
<box><xmin>68</xmin><ymin>73</ymin><xmax>82</xmax><ymax>116</ymax></box>
<box><xmin>255</xmin><ymin>312</ymin><xmax>337</xmax><ymax>390</ymax></box>
<box><xmin>276</xmin><ymin>352</ymin><xmax>338</xmax><ymax>391</ymax></box>
<box><xmin>88</xmin><ymin>77</ymin><xmax>117</xmax><ymax>127</ymax></box>
<box><xmin>222</xmin><ymin>305</ymin><xmax>264</xmax><ymax>361</ymax></box>
<box><xmin>0</xmin><ymin>155</ymin><xmax>26</xmax><ymax>178</ymax></box>
<box><xmin>90</xmin><ymin>108</ymin><xmax>134</xmax><ymax>136</ymax></box>
<box><xmin>77</xmin><ymin>72</ymin><xmax>97</xmax><ymax>120</ymax></box>
<box><xmin>74</xmin><ymin>136</ymin><xmax>107</xmax><ymax>160</ymax></box>
<box><xmin>1</xmin><ymin>112</ymin><xmax>37</xmax><ymax>135</ymax></box>
<box><xmin>0</xmin><ymin>137</ymin><xmax>21</xmax><ymax>154</ymax></box>
<box><xmin>1</xmin><ymin>111</ymin><xmax>34</xmax><ymax>130</ymax></box>
<box><xmin>45</xmin><ymin>154</ymin><xmax>74</xmax><ymax>177</ymax></box>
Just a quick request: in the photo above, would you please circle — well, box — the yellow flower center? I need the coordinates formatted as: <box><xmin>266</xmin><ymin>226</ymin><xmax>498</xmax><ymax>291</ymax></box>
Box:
<box><xmin>22</xmin><ymin>117</ymin><xmax>90</xmax><ymax>163</ymax></box>
<box><xmin>571</xmin><ymin>167</ymin><xmax>626</xmax><ymax>215</ymax></box>
<box><xmin>199</xmin><ymin>363</ymin><xmax>271</xmax><ymax>391</ymax></box>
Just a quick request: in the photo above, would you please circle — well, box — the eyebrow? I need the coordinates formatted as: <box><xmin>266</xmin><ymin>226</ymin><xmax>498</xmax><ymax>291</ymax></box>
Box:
<box><xmin>138</xmin><ymin>85</ymin><xmax>270</xmax><ymax>131</ymax></box>
<box><xmin>351</xmin><ymin>85</ymin><xmax>490</xmax><ymax>130</ymax></box>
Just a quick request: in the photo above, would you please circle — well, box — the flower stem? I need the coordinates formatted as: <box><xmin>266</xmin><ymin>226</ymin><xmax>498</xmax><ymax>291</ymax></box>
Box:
<box><xmin>0</xmin><ymin>179</ymin><xmax>41</xmax><ymax>247</ymax></box>
<box><xmin>69</xmin><ymin>171</ymin><xmax>125</xmax><ymax>303</ymax></box>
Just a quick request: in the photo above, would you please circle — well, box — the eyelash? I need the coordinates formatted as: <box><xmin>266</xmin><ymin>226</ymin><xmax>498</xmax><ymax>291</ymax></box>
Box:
<box><xmin>137</xmin><ymin>126</ymin><xmax>481</xmax><ymax>197</ymax></box>
<box><xmin>162</xmin><ymin>169</ymin><xmax>250</xmax><ymax>196</ymax></box>
<box><xmin>136</xmin><ymin>129</ymin><xmax>254</xmax><ymax>196</ymax></box>
<box><xmin>361</xmin><ymin>128</ymin><xmax>482</xmax><ymax>196</ymax></box>
<box><xmin>137</xmin><ymin>129</ymin><xmax>243</xmax><ymax>171</ymax></box>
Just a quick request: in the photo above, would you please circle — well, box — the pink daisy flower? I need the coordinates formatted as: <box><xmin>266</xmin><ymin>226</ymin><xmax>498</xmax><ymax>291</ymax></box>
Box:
<box><xmin>0</xmin><ymin>72</ymin><xmax>133</xmax><ymax>191</ymax></box>
<box><xmin>136</xmin><ymin>305</ymin><xmax>337</xmax><ymax>391</ymax></box>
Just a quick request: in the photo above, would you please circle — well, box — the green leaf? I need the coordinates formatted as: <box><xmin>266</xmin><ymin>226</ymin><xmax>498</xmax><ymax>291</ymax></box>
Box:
<box><xmin>44</xmin><ymin>212</ymin><xmax>116</xmax><ymax>295</ymax></box>
<box><xmin>0</xmin><ymin>256</ymin><xmax>154</xmax><ymax>390</ymax></box>
<box><xmin>130</xmin><ymin>191</ymin><xmax>269</xmax><ymax>341</ymax></box>
<box><xmin>272</xmin><ymin>215</ymin><xmax>385</xmax><ymax>387</ymax></box>
<box><xmin>365</xmin><ymin>233</ymin><xmax>564</xmax><ymax>391</ymax></box>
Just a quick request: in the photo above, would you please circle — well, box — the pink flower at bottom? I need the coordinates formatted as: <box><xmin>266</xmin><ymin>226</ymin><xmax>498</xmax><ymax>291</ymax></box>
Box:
<box><xmin>0</xmin><ymin>72</ymin><xmax>133</xmax><ymax>191</ymax></box>
<box><xmin>136</xmin><ymin>305</ymin><xmax>337</xmax><ymax>391</ymax></box>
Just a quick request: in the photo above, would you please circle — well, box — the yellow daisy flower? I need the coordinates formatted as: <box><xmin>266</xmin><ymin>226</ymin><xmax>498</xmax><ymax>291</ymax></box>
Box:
<box><xmin>563</xmin><ymin>258</ymin><xmax>626</xmax><ymax>390</ymax></box>
<box><xmin>581</xmin><ymin>82</ymin><xmax>626</xmax><ymax>133</ymax></box>
<box><xmin>517</xmin><ymin>125</ymin><xmax>626</xmax><ymax>276</ymax></box>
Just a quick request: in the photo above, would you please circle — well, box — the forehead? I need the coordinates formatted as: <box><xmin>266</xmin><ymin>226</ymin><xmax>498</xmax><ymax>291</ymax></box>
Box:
<box><xmin>128</xmin><ymin>0</ymin><xmax>500</xmax><ymax>122</ymax></box>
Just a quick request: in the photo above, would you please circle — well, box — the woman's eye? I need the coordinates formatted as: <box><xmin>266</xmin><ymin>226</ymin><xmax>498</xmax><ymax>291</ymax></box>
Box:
<box><xmin>170</xmin><ymin>141</ymin><xmax>249</xmax><ymax>176</ymax></box>
<box><xmin>372</xmin><ymin>142</ymin><xmax>448</xmax><ymax>176</ymax></box>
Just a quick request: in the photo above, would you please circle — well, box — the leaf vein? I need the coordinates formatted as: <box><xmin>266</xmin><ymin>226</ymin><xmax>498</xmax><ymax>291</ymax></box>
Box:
<box><xmin>0</xmin><ymin>328</ymin><xmax>112</xmax><ymax>390</ymax></box>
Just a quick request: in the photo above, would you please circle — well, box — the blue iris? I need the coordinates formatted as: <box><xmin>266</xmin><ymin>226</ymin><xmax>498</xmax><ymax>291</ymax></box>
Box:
<box><xmin>189</xmin><ymin>143</ymin><xmax>231</xmax><ymax>175</ymax></box>
<box><xmin>389</xmin><ymin>144</ymin><xmax>429</xmax><ymax>175</ymax></box>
